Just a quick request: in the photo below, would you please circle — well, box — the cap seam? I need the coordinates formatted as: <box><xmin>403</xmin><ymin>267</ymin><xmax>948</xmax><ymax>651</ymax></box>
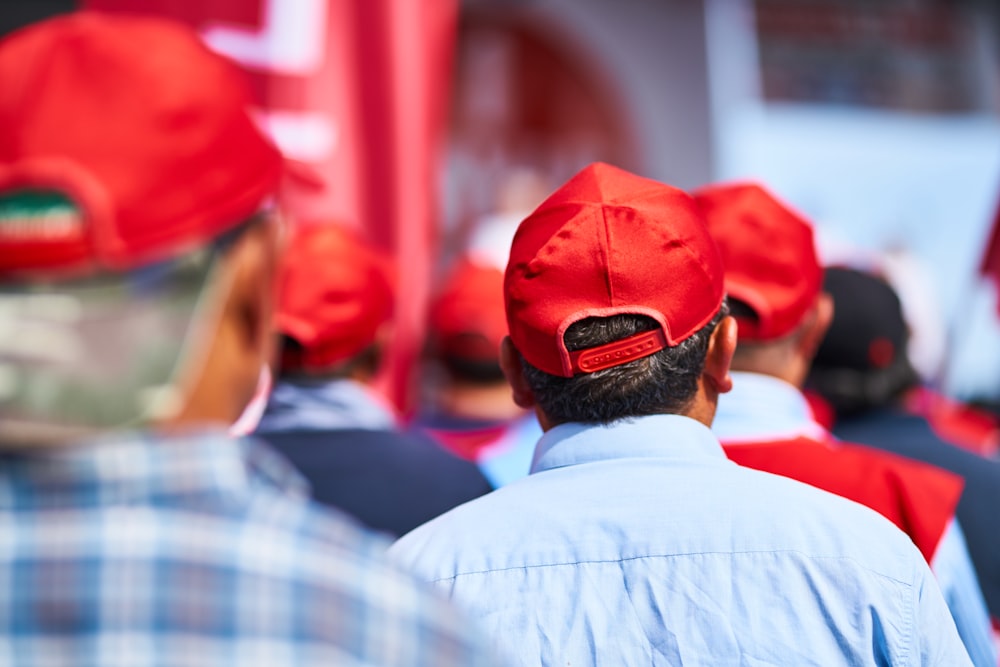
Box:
<box><xmin>671</xmin><ymin>229</ymin><xmax>725</xmax><ymax>336</ymax></box>
<box><xmin>556</xmin><ymin>185</ymin><xmax>668</xmax><ymax>208</ymax></box>
<box><xmin>599</xmin><ymin>202</ymin><xmax>615</xmax><ymax>307</ymax></box>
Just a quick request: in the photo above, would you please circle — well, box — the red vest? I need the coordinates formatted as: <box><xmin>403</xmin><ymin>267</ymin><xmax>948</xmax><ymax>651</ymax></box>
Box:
<box><xmin>424</xmin><ymin>423</ymin><xmax>510</xmax><ymax>461</ymax></box>
<box><xmin>903</xmin><ymin>387</ymin><xmax>1000</xmax><ymax>458</ymax></box>
<box><xmin>723</xmin><ymin>436</ymin><xmax>964</xmax><ymax>563</ymax></box>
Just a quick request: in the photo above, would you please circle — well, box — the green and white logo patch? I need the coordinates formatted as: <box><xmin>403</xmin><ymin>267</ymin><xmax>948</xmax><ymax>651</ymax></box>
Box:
<box><xmin>0</xmin><ymin>190</ymin><xmax>84</xmax><ymax>242</ymax></box>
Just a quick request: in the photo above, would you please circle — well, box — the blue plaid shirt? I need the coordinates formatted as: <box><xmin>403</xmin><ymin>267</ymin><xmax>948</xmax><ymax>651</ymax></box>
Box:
<box><xmin>0</xmin><ymin>430</ymin><xmax>503</xmax><ymax>666</ymax></box>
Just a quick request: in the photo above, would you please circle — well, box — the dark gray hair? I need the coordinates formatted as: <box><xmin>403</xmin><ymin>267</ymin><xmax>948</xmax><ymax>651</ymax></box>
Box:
<box><xmin>521</xmin><ymin>303</ymin><xmax>728</xmax><ymax>425</ymax></box>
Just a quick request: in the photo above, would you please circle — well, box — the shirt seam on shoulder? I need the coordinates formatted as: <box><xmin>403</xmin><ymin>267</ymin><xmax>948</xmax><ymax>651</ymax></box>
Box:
<box><xmin>427</xmin><ymin>550</ymin><xmax>918</xmax><ymax>587</ymax></box>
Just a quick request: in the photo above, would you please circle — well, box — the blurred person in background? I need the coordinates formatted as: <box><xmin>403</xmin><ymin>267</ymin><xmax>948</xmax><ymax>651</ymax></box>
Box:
<box><xmin>699</xmin><ymin>183</ymin><xmax>995</xmax><ymax>666</ymax></box>
<box><xmin>418</xmin><ymin>167</ymin><xmax>551</xmax><ymax>487</ymax></box>
<box><xmin>254</xmin><ymin>224</ymin><xmax>493</xmax><ymax>537</ymax></box>
<box><xmin>419</xmin><ymin>257</ymin><xmax>541</xmax><ymax>487</ymax></box>
<box><xmin>0</xmin><ymin>13</ymin><xmax>503</xmax><ymax>666</ymax></box>
<box><xmin>391</xmin><ymin>162</ymin><xmax>972</xmax><ymax>666</ymax></box>
<box><xmin>808</xmin><ymin>265</ymin><xmax>1000</xmax><ymax>633</ymax></box>
<box><xmin>815</xmin><ymin>238</ymin><xmax>999</xmax><ymax>458</ymax></box>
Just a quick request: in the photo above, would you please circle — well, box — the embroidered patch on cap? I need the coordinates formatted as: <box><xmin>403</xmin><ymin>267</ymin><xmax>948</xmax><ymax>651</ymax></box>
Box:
<box><xmin>0</xmin><ymin>191</ymin><xmax>84</xmax><ymax>242</ymax></box>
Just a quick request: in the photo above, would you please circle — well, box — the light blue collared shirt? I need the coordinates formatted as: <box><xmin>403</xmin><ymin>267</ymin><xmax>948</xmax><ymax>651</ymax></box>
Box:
<box><xmin>476</xmin><ymin>414</ymin><xmax>543</xmax><ymax>488</ymax></box>
<box><xmin>715</xmin><ymin>372</ymin><xmax>996</xmax><ymax>667</ymax></box>
<box><xmin>390</xmin><ymin>414</ymin><xmax>971</xmax><ymax>666</ymax></box>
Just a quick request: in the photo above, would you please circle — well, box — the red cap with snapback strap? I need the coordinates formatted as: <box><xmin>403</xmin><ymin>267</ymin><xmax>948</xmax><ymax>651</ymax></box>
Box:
<box><xmin>504</xmin><ymin>162</ymin><xmax>725</xmax><ymax>378</ymax></box>
<box><xmin>0</xmin><ymin>11</ymin><xmax>281</xmax><ymax>278</ymax></box>
<box><xmin>0</xmin><ymin>12</ymin><xmax>283</xmax><ymax>438</ymax></box>
<box><xmin>692</xmin><ymin>182</ymin><xmax>822</xmax><ymax>342</ymax></box>
<box><xmin>276</xmin><ymin>224</ymin><xmax>395</xmax><ymax>373</ymax></box>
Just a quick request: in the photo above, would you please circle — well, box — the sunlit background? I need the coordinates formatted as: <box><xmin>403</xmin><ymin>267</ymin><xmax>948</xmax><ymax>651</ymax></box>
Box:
<box><xmin>5</xmin><ymin>0</ymin><xmax>999</xmax><ymax>407</ymax></box>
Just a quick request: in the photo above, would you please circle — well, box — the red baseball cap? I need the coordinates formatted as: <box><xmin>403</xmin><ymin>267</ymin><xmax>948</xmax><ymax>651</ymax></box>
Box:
<box><xmin>0</xmin><ymin>11</ymin><xmax>282</xmax><ymax>278</ymax></box>
<box><xmin>693</xmin><ymin>182</ymin><xmax>822</xmax><ymax>342</ymax></box>
<box><xmin>430</xmin><ymin>258</ymin><xmax>508</xmax><ymax>363</ymax></box>
<box><xmin>0</xmin><ymin>13</ymin><xmax>282</xmax><ymax>441</ymax></box>
<box><xmin>505</xmin><ymin>162</ymin><xmax>725</xmax><ymax>378</ymax></box>
<box><xmin>276</xmin><ymin>224</ymin><xmax>395</xmax><ymax>372</ymax></box>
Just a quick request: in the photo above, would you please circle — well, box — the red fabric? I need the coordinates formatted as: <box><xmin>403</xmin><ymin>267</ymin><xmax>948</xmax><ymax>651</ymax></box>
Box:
<box><xmin>505</xmin><ymin>162</ymin><xmax>725</xmax><ymax>377</ymax></box>
<box><xmin>82</xmin><ymin>0</ymin><xmax>458</xmax><ymax>413</ymax></box>
<box><xmin>723</xmin><ymin>435</ymin><xmax>964</xmax><ymax>563</ymax></box>
<box><xmin>803</xmin><ymin>390</ymin><xmax>837</xmax><ymax>431</ymax></box>
<box><xmin>83</xmin><ymin>0</ymin><xmax>369</xmax><ymax>228</ymax></box>
<box><xmin>356</xmin><ymin>0</ymin><xmax>458</xmax><ymax>413</ymax></box>
<box><xmin>276</xmin><ymin>224</ymin><xmax>394</xmax><ymax>371</ymax></box>
<box><xmin>694</xmin><ymin>183</ymin><xmax>822</xmax><ymax>341</ymax></box>
<box><xmin>423</xmin><ymin>423</ymin><xmax>510</xmax><ymax>461</ymax></box>
<box><xmin>981</xmin><ymin>193</ymin><xmax>1000</xmax><ymax>316</ymax></box>
<box><xmin>903</xmin><ymin>387</ymin><xmax>1000</xmax><ymax>459</ymax></box>
<box><xmin>0</xmin><ymin>13</ymin><xmax>281</xmax><ymax>277</ymax></box>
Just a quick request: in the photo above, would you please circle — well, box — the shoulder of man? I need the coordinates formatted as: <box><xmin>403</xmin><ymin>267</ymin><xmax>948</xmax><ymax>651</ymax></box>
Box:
<box><xmin>228</xmin><ymin>462</ymin><xmax>506</xmax><ymax>666</ymax></box>
<box><xmin>723</xmin><ymin>434</ymin><xmax>963</xmax><ymax>562</ymax></box>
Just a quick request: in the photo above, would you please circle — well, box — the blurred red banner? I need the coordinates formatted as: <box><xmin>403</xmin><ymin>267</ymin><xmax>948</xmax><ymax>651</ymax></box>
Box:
<box><xmin>982</xmin><ymin>195</ymin><xmax>1000</xmax><ymax>315</ymax></box>
<box><xmin>84</xmin><ymin>0</ymin><xmax>458</xmax><ymax>412</ymax></box>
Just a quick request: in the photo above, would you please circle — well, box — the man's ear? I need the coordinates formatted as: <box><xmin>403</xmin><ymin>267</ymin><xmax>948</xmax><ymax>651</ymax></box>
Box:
<box><xmin>798</xmin><ymin>293</ymin><xmax>833</xmax><ymax>363</ymax></box>
<box><xmin>166</xmin><ymin>218</ymin><xmax>281</xmax><ymax>429</ymax></box>
<box><xmin>226</xmin><ymin>219</ymin><xmax>281</xmax><ymax>363</ymax></box>
<box><xmin>210</xmin><ymin>218</ymin><xmax>281</xmax><ymax>419</ymax></box>
<box><xmin>499</xmin><ymin>336</ymin><xmax>537</xmax><ymax>409</ymax></box>
<box><xmin>704</xmin><ymin>315</ymin><xmax>737</xmax><ymax>395</ymax></box>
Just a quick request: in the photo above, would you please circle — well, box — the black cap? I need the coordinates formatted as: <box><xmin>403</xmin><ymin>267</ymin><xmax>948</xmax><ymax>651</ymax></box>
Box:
<box><xmin>813</xmin><ymin>267</ymin><xmax>908</xmax><ymax>372</ymax></box>
<box><xmin>808</xmin><ymin>266</ymin><xmax>918</xmax><ymax>415</ymax></box>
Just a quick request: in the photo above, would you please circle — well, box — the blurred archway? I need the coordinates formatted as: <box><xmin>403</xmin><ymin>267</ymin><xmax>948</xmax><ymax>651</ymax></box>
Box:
<box><xmin>441</xmin><ymin>9</ymin><xmax>639</xmax><ymax>269</ymax></box>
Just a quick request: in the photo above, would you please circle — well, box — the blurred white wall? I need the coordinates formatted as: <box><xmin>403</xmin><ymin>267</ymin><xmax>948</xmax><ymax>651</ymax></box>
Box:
<box><xmin>524</xmin><ymin>0</ymin><xmax>715</xmax><ymax>189</ymax></box>
<box><xmin>454</xmin><ymin>0</ymin><xmax>1000</xmax><ymax>400</ymax></box>
<box><xmin>705</xmin><ymin>0</ymin><xmax>1000</xmax><ymax>400</ymax></box>
<box><xmin>458</xmin><ymin>0</ymin><xmax>716</xmax><ymax>188</ymax></box>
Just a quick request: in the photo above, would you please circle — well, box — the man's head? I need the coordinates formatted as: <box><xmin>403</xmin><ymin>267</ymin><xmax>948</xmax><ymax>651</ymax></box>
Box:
<box><xmin>694</xmin><ymin>182</ymin><xmax>831</xmax><ymax>388</ymax></box>
<box><xmin>500</xmin><ymin>162</ymin><xmax>735</xmax><ymax>428</ymax></box>
<box><xmin>0</xmin><ymin>13</ymin><xmax>283</xmax><ymax>443</ymax></box>
<box><xmin>807</xmin><ymin>266</ymin><xmax>918</xmax><ymax>416</ymax></box>
<box><xmin>425</xmin><ymin>258</ymin><xmax>523</xmax><ymax>421</ymax></box>
<box><xmin>275</xmin><ymin>224</ymin><xmax>394</xmax><ymax>382</ymax></box>
<box><xmin>429</xmin><ymin>258</ymin><xmax>508</xmax><ymax>384</ymax></box>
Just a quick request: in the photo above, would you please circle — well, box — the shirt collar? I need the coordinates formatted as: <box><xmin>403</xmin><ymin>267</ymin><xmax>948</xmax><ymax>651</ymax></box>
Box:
<box><xmin>530</xmin><ymin>414</ymin><xmax>728</xmax><ymax>474</ymax></box>
<box><xmin>712</xmin><ymin>372</ymin><xmax>827</xmax><ymax>443</ymax></box>
<box><xmin>256</xmin><ymin>378</ymin><xmax>397</xmax><ymax>434</ymax></box>
<box><xmin>0</xmin><ymin>429</ymin><xmax>309</xmax><ymax>509</ymax></box>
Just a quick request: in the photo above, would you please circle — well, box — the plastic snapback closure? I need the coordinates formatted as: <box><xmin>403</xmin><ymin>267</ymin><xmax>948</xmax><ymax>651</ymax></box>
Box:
<box><xmin>568</xmin><ymin>328</ymin><xmax>668</xmax><ymax>374</ymax></box>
